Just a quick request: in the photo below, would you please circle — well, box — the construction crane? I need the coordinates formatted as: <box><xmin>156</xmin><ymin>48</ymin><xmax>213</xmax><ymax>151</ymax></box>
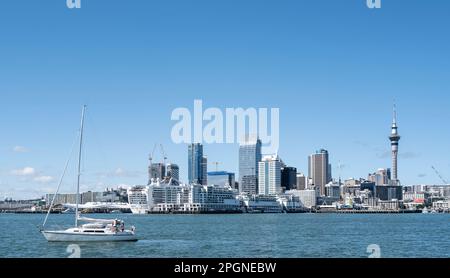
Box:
<box><xmin>149</xmin><ymin>144</ymin><xmax>158</xmax><ymax>165</ymax></box>
<box><xmin>431</xmin><ymin>166</ymin><xmax>449</xmax><ymax>184</ymax></box>
<box><xmin>337</xmin><ymin>160</ymin><xmax>344</xmax><ymax>186</ymax></box>
<box><xmin>160</xmin><ymin>144</ymin><xmax>168</xmax><ymax>165</ymax></box>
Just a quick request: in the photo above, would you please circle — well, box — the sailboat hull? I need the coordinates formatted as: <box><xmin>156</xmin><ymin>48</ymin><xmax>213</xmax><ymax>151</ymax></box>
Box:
<box><xmin>42</xmin><ymin>231</ymin><xmax>138</xmax><ymax>242</ymax></box>
<box><xmin>42</xmin><ymin>107</ymin><xmax>139</xmax><ymax>243</ymax></box>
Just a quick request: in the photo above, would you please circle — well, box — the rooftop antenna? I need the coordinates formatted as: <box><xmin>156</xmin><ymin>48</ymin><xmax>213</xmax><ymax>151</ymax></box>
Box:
<box><xmin>393</xmin><ymin>100</ymin><xmax>398</xmax><ymax>125</ymax></box>
<box><xmin>212</xmin><ymin>162</ymin><xmax>221</xmax><ymax>172</ymax></box>
<box><xmin>337</xmin><ymin>161</ymin><xmax>343</xmax><ymax>186</ymax></box>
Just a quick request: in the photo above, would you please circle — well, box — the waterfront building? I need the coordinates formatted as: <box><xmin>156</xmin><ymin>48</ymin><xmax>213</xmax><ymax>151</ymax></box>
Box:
<box><xmin>278</xmin><ymin>194</ymin><xmax>303</xmax><ymax>211</ymax></box>
<box><xmin>239</xmin><ymin>137</ymin><xmax>262</xmax><ymax>195</ymax></box>
<box><xmin>308</xmin><ymin>149</ymin><xmax>332</xmax><ymax>196</ymax></box>
<box><xmin>404</xmin><ymin>185</ymin><xmax>427</xmax><ymax>193</ymax></box>
<box><xmin>128</xmin><ymin>180</ymin><xmax>240</xmax><ymax>214</ymax></box>
<box><xmin>258</xmin><ymin>155</ymin><xmax>282</xmax><ymax>195</ymax></box>
<box><xmin>45</xmin><ymin>193</ymin><xmax>79</xmax><ymax>206</ymax></box>
<box><xmin>285</xmin><ymin>189</ymin><xmax>317</xmax><ymax>208</ymax></box>
<box><xmin>281</xmin><ymin>166</ymin><xmax>297</xmax><ymax>191</ymax></box>
<box><xmin>150</xmin><ymin>183</ymin><xmax>191</xmax><ymax>207</ymax></box>
<box><xmin>81</xmin><ymin>191</ymin><xmax>104</xmax><ymax>204</ymax></box>
<box><xmin>325</xmin><ymin>182</ymin><xmax>341</xmax><ymax>199</ymax></box>
<box><xmin>166</xmin><ymin>164</ymin><xmax>180</xmax><ymax>181</ymax></box>
<box><xmin>188</xmin><ymin>143</ymin><xmax>207</xmax><ymax>185</ymax></box>
<box><xmin>375</xmin><ymin>185</ymin><xmax>403</xmax><ymax>201</ymax></box>
<box><xmin>207</xmin><ymin>171</ymin><xmax>235</xmax><ymax>187</ymax></box>
<box><xmin>403</xmin><ymin>192</ymin><xmax>426</xmax><ymax>203</ymax></box>
<box><xmin>378</xmin><ymin>200</ymin><xmax>400</xmax><ymax>211</ymax></box>
<box><xmin>190</xmin><ymin>184</ymin><xmax>240</xmax><ymax>211</ymax></box>
<box><xmin>432</xmin><ymin>200</ymin><xmax>450</xmax><ymax>211</ymax></box>
<box><xmin>360</xmin><ymin>181</ymin><xmax>376</xmax><ymax>194</ymax></box>
<box><xmin>240</xmin><ymin>194</ymin><xmax>283</xmax><ymax>213</ymax></box>
<box><xmin>342</xmin><ymin>179</ymin><xmax>362</xmax><ymax>196</ymax></box>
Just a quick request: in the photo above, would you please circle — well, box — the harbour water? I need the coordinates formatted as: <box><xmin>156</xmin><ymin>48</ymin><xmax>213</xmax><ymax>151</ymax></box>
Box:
<box><xmin>0</xmin><ymin>213</ymin><xmax>448</xmax><ymax>258</ymax></box>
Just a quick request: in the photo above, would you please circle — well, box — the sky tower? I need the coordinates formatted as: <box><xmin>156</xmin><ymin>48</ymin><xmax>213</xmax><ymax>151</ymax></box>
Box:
<box><xmin>389</xmin><ymin>104</ymin><xmax>401</xmax><ymax>185</ymax></box>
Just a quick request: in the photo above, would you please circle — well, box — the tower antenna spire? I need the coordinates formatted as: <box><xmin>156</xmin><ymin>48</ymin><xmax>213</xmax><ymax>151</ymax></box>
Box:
<box><xmin>393</xmin><ymin>100</ymin><xmax>397</xmax><ymax>125</ymax></box>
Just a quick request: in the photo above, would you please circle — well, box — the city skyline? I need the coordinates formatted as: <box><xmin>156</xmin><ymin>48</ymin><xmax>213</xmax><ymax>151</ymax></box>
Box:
<box><xmin>2</xmin><ymin>102</ymin><xmax>449</xmax><ymax>200</ymax></box>
<box><xmin>1</xmin><ymin>1</ymin><xmax>450</xmax><ymax>199</ymax></box>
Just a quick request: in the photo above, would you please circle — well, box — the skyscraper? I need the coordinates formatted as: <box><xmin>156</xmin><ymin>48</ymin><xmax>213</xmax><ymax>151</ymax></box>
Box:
<box><xmin>308</xmin><ymin>149</ymin><xmax>332</xmax><ymax>196</ymax></box>
<box><xmin>188</xmin><ymin>143</ymin><xmax>207</xmax><ymax>185</ymax></box>
<box><xmin>148</xmin><ymin>163</ymin><xmax>166</xmax><ymax>184</ymax></box>
<box><xmin>201</xmin><ymin>156</ymin><xmax>208</xmax><ymax>185</ymax></box>
<box><xmin>239</xmin><ymin>137</ymin><xmax>262</xmax><ymax>195</ymax></box>
<box><xmin>166</xmin><ymin>164</ymin><xmax>180</xmax><ymax>181</ymax></box>
<box><xmin>389</xmin><ymin>104</ymin><xmax>401</xmax><ymax>185</ymax></box>
<box><xmin>258</xmin><ymin>155</ymin><xmax>282</xmax><ymax>195</ymax></box>
<box><xmin>296</xmin><ymin>173</ymin><xmax>307</xmax><ymax>190</ymax></box>
<box><xmin>281</xmin><ymin>166</ymin><xmax>297</xmax><ymax>191</ymax></box>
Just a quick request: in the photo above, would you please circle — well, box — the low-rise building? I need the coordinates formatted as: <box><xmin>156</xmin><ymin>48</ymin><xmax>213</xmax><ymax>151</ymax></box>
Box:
<box><xmin>285</xmin><ymin>189</ymin><xmax>316</xmax><ymax>208</ymax></box>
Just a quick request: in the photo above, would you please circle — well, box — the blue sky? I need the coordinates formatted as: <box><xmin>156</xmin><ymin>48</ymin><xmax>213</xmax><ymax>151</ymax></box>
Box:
<box><xmin>1</xmin><ymin>0</ymin><xmax>450</xmax><ymax>199</ymax></box>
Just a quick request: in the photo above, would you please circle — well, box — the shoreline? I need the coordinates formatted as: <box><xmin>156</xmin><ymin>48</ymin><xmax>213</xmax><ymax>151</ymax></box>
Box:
<box><xmin>1</xmin><ymin>209</ymin><xmax>448</xmax><ymax>214</ymax></box>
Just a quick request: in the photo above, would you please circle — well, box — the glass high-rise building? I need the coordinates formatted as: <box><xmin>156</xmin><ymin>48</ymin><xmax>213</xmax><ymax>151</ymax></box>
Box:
<box><xmin>166</xmin><ymin>164</ymin><xmax>180</xmax><ymax>181</ymax></box>
<box><xmin>188</xmin><ymin>143</ymin><xmax>207</xmax><ymax>185</ymax></box>
<box><xmin>207</xmin><ymin>171</ymin><xmax>235</xmax><ymax>188</ymax></box>
<box><xmin>239</xmin><ymin>138</ymin><xmax>262</xmax><ymax>195</ymax></box>
<box><xmin>281</xmin><ymin>166</ymin><xmax>297</xmax><ymax>191</ymax></box>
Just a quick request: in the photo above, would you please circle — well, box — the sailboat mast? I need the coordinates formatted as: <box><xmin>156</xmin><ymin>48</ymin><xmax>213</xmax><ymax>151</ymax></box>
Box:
<box><xmin>75</xmin><ymin>105</ymin><xmax>86</xmax><ymax>227</ymax></box>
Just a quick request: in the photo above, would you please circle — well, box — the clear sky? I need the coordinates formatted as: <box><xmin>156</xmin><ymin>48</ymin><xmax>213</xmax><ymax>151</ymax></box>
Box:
<box><xmin>1</xmin><ymin>0</ymin><xmax>450</xmax><ymax>199</ymax></box>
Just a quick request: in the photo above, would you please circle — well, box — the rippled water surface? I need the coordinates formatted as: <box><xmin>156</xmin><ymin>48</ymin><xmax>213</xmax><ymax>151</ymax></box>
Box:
<box><xmin>0</xmin><ymin>213</ymin><xmax>448</xmax><ymax>258</ymax></box>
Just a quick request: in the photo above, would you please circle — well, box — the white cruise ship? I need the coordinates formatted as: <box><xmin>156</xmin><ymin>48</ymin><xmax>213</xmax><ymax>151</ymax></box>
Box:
<box><xmin>127</xmin><ymin>178</ymin><xmax>241</xmax><ymax>214</ymax></box>
<box><xmin>241</xmin><ymin>195</ymin><xmax>284</xmax><ymax>213</ymax></box>
<box><xmin>127</xmin><ymin>186</ymin><xmax>149</xmax><ymax>214</ymax></box>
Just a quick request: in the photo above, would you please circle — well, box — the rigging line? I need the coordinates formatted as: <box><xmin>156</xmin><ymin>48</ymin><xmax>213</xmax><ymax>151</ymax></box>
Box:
<box><xmin>42</xmin><ymin>131</ymin><xmax>79</xmax><ymax>229</ymax></box>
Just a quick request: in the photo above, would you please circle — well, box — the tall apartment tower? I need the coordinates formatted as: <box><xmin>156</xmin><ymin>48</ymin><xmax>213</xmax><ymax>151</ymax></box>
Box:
<box><xmin>308</xmin><ymin>149</ymin><xmax>332</xmax><ymax>196</ymax></box>
<box><xmin>389</xmin><ymin>104</ymin><xmax>401</xmax><ymax>185</ymax></box>
<box><xmin>239</xmin><ymin>137</ymin><xmax>262</xmax><ymax>195</ymax></box>
<box><xmin>258</xmin><ymin>155</ymin><xmax>282</xmax><ymax>195</ymax></box>
<box><xmin>188</xmin><ymin>143</ymin><xmax>207</xmax><ymax>185</ymax></box>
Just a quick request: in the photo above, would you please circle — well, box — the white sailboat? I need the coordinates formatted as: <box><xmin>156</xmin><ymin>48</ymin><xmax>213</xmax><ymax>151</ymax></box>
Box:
<box><xmin>41</xmin><ymin>105</ymin><xmax>138</xmax><ymax>242</ymax></box>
